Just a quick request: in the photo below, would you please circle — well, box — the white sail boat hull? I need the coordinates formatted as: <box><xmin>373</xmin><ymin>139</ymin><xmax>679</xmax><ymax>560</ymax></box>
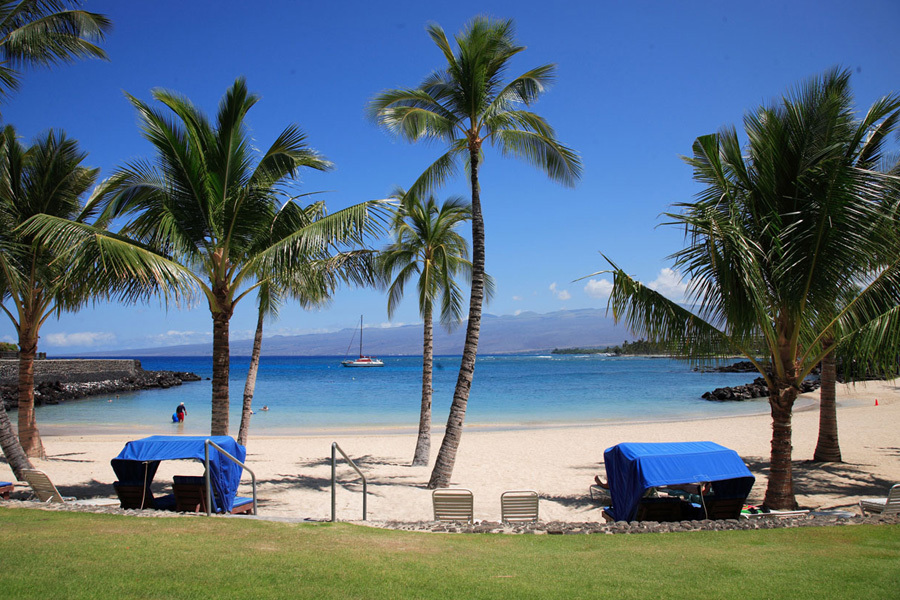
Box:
<box><xmin>342</xmin><ymin>316</ymin><xmax>384</xmax><ymax>367</ymax></box>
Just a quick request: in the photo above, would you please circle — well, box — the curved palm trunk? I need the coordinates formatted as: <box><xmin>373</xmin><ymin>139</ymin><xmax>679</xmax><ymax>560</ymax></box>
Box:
<box><xmin>237</xmin><ymin>307</ymin><xmax>265</xmax><ymax>447</ymax></box>
<box><xmin>17</xmin><ymin>324</ymin><xmax>44</xmax><ymax>458</ymax></box>
<box><xmin>428</xmin><ymin>147</ymin><xmax>484</xmax><ymax>489</ymax></box>
<box><xmin>412</xmin><ymin>301</ymin><xmax>434</xmax><ymax>466</ymax></box>
<box><xmin>813</xmin><ymin>344</ymin><xmax>841</xmax><ymax>462</ymax></box>
<box><xmin>0</xmin><ymin>406</ymin><xmax>34</xmax><ymax>479</ymax></box>
<box><xmin>210</xmin><ymin>299</ymin><xmax>232</xmax><ymax>436</ymax></box>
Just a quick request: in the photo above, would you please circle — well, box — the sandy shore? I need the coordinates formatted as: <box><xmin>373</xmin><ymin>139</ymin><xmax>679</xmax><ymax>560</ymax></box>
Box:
<box><xmin>2</xmin><ymin>380</ymin><xmax>898</xmax><ymax>522</ymax></box>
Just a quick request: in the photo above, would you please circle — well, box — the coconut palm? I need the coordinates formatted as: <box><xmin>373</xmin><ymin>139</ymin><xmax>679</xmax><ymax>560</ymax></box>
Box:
<box><xmin>0</xmin><ymin>126</ymin><xmax>99</xmax><ymax>461</ymax></box>
<box><xmin>0</xmin><ymin>0</ymin><xmax>111</xmax><ymax>105</ymax></box>
<box><xmin>236</xmin><ymin>199</ymin><xmax>380</xmax><ymax>446</ymax></box>
<box><xmin>599</xmin><ymin>69</ymin><xmax>900</xmax><ymax>509</ymax></box>
<box><xmin>369</xmin><ymin>17</ymin><xmax>581</xmax><ymax>488</ymax></box>
<box><xmin>28</xmin><ymin>79</ymin><xmax>386</xmax><ymax>436</ymax></box>
<box><xmin>380</xmin><ymin>190</ymin><xmax>473</xmax><ymax>466</ymax></box>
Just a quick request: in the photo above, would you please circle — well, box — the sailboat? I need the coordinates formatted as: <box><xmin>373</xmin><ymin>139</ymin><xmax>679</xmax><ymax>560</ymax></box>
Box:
<box><xmin>341</xmin><ymin>316</ymin><xmax>384</xmax><ymax>367</ymax></box>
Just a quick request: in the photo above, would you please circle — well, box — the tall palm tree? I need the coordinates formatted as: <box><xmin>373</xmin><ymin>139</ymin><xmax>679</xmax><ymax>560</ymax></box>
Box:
<box><xmin>599</xmin><ymin>69</ymin><xmax>900</xmax><ymax>509</ymax></box>
<box><xmin>0</xmin><ymin>126</ymin><xmax>99</xmax><ymax>461</ymax></box>
<box><xmin>0</xmin><ymin>0</ymin><xmax>111</xmax><ymax>105</ymax></box>
<box><xmin>28</xmin><ymin>79</ymin><xmax>386</xmax><ymax>436</ymax></box>
<box><xmin>0</xmin><ymin>0</ymin><xmax>109</xmax><ymax>477</ymax></box>
<box><xmin>380</xmin><ymin>190</ymin><xmax>473</xmax><ymax>466</ymax></box>
<box><xmin>369</xmin><ymin>17</ymin><xmax>581</xmax><ymax>487</ymax></box>
<box><xmin>236</xmin><ymin>199</ymin><xmax>380</xmax><ymax>446</ymax></box>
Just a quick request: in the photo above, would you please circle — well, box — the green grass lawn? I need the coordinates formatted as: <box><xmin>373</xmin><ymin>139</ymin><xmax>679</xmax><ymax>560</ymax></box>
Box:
<box><xmin>1</xmin><ymin>508</ymin><xmax>897</xmax><ymax>599</ymax></box>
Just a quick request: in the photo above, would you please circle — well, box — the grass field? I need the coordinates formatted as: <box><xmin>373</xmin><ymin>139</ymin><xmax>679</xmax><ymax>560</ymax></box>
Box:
<box><xmin>1</xmin><ymin>508</ymin><xmax>897</xmax><ymax>599</ymax></box>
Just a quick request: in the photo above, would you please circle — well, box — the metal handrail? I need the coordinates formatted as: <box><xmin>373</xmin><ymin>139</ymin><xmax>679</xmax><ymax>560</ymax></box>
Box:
<box><xmin>203</xmin><ymin>439</ymin><xmax>258</xmax><ymax>516</ymax></box>
<box><xmin>331</xmin><ymin>442</ymin><xmax>367</xmax><ymax>522</ymax></box>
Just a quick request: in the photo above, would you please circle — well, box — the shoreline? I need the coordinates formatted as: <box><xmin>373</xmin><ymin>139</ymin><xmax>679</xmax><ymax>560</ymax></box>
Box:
<box><xmin>3</xmin><ymin>380</ymin><xmax>897</xmax><ymax>523</ymax></box>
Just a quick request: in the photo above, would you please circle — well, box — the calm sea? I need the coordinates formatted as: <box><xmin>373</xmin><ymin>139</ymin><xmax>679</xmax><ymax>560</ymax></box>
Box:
<box><xmin>28</xmin><ymin>355</ymin><xmax>773</xmax><ymax>436</ymax></box>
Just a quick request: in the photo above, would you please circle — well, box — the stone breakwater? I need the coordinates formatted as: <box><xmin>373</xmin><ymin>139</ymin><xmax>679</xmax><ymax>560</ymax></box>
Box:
<box><xmin>702</xmin><ymin>376</ymin><xmax>820</xmax><ymax>401</ymax></box>
<box><xmin>0</xmin><ymin>359</ymin><xmax>200</xmax><ymax>410</ymax></box>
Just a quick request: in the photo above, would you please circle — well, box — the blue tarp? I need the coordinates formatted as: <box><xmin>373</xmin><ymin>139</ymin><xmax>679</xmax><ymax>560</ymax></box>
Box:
<box><xmin>603</xmin><ymin>441</ymin><xmax>755</xmax><ymax>522</ymax></box>
<box><xmin>111</xmin><ymin>435</ymin><xmax>246</xmax><ymax>513</ymax></box>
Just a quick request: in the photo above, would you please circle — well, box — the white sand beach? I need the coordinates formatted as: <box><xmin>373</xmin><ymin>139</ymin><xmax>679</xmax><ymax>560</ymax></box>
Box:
<box><xmin>2</xmin><ymin>380</ymin><xmax>898</xmax><ymax>522</ymax></box>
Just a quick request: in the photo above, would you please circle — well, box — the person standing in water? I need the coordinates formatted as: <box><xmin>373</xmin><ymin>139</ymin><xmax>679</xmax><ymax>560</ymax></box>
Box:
<box><xmin>175</xmin><ymin>402</ymin><xmax>187</xmax><ymax>422</ymax></box>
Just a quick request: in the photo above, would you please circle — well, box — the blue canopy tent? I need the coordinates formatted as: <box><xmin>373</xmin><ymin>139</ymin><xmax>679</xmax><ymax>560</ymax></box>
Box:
<box><xmin>603</xmin><ymin>441</ymin><xmax>755</xmax><ymax>522</ymax></box>
<box><xmin>111</xmin><ymin>435</ymin><xmax>247</xmax><ymax>513</ymax></box>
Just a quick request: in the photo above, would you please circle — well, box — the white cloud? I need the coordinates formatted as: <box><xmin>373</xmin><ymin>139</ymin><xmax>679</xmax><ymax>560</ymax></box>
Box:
<box><xmin>43</xmin><ymin>331</ymin><xmax>117</xmax><ymax>347</ymax></box>
<box><xmin>646</xmin><ymin>268</ymin><xmax>690</xmax><ymax>301</ymax></box>
<box><xmin>144</xmin><ymin>330</ymin><xmax>212</xmax><ymax>346</ymax></box>
<box><xmin>512</xmin><ymin>295</ymin><xmax>523</xmax><ymax>302</ymax></box>
<box><xmin>584</xmin><ymin>278</ymin><xmax>613</xmax><ymax>299</ymax></box>
<box><xmin>514</xmin><ymin>309</ymin><xmax>524</xmax><ymax>316</ymax></box>
<box><xmin>549</xmin><ymin>282</ymin><xmax>571</xmax><ymax>301</ymax></box>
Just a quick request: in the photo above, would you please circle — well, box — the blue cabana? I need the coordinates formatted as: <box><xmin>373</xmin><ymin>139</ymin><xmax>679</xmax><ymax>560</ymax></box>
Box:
<box><xmin>111</xmin><ymin>435</ymin><xmax>246</xmax><ymax>513</ymax></box>
<box><xmin>603</xmin><ymin>441</ymin><xmax>755</xmax><ymax>522</ymax></box>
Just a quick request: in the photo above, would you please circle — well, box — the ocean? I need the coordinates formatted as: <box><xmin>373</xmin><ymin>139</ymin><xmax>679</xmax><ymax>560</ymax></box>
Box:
<box><xmin>28</xmin><ymin>355</ymin><xmax>775</xmax><ymax>436</ymax></box>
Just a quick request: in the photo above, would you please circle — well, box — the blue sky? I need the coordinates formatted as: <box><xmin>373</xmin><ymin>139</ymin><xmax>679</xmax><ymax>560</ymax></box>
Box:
<box><xmin>2</xmin><ymin>0</ymin><xmax>899</xmax><ymax>354</ymax></box>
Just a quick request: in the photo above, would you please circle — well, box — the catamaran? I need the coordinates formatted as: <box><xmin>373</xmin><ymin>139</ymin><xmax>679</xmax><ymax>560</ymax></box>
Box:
<box><xmin>342</xmin><ymin>316</ymin><xmax>384</xmax><ymax>367</ymax></box>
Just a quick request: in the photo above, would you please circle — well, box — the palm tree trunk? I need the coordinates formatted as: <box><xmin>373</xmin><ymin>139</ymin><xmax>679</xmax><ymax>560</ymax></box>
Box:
<box><xmin>813</xmin><ymin>343</ymin><xmax>841</xmax><ymax>462</ymax></box>
<box><xmin>17</xmin><ymin>324</ymin><xmax>44</xmax><ymax>458</ymax></box>
<box><xmin>0</xmin><ymin>405</ymin><xmax>34</xmax><ymax>479</ymax></box>
<box><xmin>428</xmin><ymin>145</ymin><xmax>485</xmax><ymax>489</ymax></box>
<box><xmin>237</xmin><ymin>306</ymin><xmax>265</xmax><ymax>447</ymax></box>
<box><xmin>412</xmin><ymin>301</ymin><xmax>434</xmax><ymax>466</ymax></box>
<box><xmin>210</xmin><ymin>303</ymin><xmax>232</xmax><ymax>437</ymax></box>
<box><xmin>764</xmin><ymin>382</ymin><xmax>798</xmax><ymax>510</ymax></box>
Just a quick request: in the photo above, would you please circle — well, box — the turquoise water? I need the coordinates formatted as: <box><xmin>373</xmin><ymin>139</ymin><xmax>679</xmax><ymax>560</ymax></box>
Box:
<box><xmin>28</xmin><ymin>355</ymin><xmax>771</xmax><ymax>435</ymax></box>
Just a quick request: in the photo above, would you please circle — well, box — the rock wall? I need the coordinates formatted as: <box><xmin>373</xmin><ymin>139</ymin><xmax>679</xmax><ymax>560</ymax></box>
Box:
<box><xmin>0</xmin><ymin>359</ymin><xmax>142</xmax><ymax>385</ymax></box>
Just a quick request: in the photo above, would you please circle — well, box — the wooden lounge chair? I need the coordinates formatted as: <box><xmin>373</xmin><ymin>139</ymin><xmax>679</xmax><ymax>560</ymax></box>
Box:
<box><xmin>113</xmin><ymin>481</ymin><xmax>176</xmax><ymax>510</ymax></box>
<box><xmin>501</xmin><ymin>490</ymin><xmax>539</xmax><ymax>523</ymax></box>
<box><xmin>432</xmin><ymin>488</ymin><xmax>474</xmax><ymax>523</ymax></box>
<box><xmin>701</xmin><ymin>496</ymin><xmax>745</xmax><ymax>520</ymax></box>
<box><xmin>172</xmin><ymin>475</ymin><xmax>253</xmax><ymax>515</ymax></box>
<box><xmin>635</xmin><ymin>497</ymin><xmax>684</xmax><ymax>522</ymax></box>
<box><xmin>0</xmin><ymin>481</ymin><xmax>13</xmax><ymax>499</ymax></box>
<box><xmin>20</xmin><ymin>469</ymin><xmax>72</xmax><ymax>503</ymax></box>
<box><xmin>859</xmin><ymin>484</ymin><xmax>900</xmax><ymax>516</ymax></box>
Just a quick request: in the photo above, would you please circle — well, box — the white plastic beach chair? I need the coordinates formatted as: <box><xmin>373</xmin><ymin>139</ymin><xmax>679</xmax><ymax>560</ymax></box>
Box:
<box><xmin>21</xmin><ymin>469</ymin><xmax>72</xmax><ymax>503</ymax></box>
<box><xmin>20</xmin><ymin>469</ymin><xmax>117</xmax><ymax>506</ymax></box>
<box><xmin>501</xmin><ymin>490</ymin><xmax>539</xmax><ymax>523</ymax></box>
<box><xmin>432</xmin><ymin>488</ymin><xmax>474</xmax><ymax>523</ymax></box>
<box><xmin>859</xmin><ymin>484</ymin><xmax>900</xmax><ymax>516</ymax></box>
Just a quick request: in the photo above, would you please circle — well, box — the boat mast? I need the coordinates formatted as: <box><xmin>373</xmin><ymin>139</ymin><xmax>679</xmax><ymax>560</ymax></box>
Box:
<box><xmin>359</xmin><ymin>315</ymin><xmax>363</xmax><ymax>358</ymax></box>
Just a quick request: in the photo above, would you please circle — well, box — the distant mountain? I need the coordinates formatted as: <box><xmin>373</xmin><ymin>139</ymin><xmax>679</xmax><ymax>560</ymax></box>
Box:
<box><xmin>80</xmin><ymin>308</ymin><xmax>633</xmax><ymax>357</ymax></box>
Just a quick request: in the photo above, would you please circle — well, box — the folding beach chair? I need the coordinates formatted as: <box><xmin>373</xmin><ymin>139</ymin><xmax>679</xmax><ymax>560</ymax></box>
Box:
<box><xmin>501</xmin><ymin>490</ymin><xmax>539</xmax><ymax>523</ymax></box>
<box><xmin>432</xmin><ymin>488</ymin><xmax>474</xmax><ymax>523</ymax></box>
<box><xmin>0</xmin><ymin>481</ymin><xmax>13</xmax><ymax>499</ymax></box>
<box><xmin>859</xmin><ymin>483</ymin><xmax>900</xmax><ymax>516</ymax></box>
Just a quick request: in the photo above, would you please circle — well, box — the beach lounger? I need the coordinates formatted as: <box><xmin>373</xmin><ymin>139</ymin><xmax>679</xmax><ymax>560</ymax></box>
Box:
<box><xmin>0</xmin><ymin>481</ymin><xmax>13</xmax><ymax>499</ymax></box>
<box><xmin>172</xmin><ymin>475</ymin><xmax>253</xmax><ymax>515</ymax></box>
<box><xmin>21</xmin><ymin>469</ymin><xmax>73</xmax><ymax>503</ymax></box>
<box><xmin>858</xmin><ymin>483</ymin><xmax>900</xmax><ymax>516</ymax></box>
<box><xmin>113</xmin><ymin>481</ymin><xmax>176</xmax><ymax>510</ymax></box>
<box><xmin>432</xmin><ymin>488</ymin><xmax>474</xmax><ymax>523</ymax></box>
<box><xmin>501</xmin><ymin>490</ymin><xmax>539</xmax><ymax>523</ymax></box>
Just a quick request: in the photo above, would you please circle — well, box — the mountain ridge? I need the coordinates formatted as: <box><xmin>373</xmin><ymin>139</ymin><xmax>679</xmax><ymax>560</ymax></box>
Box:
<box><xmin>70</xmin><ymin>308</ymin><xmax>633</xmax><ymax>357</ymax></box>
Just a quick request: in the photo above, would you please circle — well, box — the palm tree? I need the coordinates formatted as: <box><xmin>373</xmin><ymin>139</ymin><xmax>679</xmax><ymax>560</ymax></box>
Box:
<box><xmin>0</xmin><ymin>0</ymin><xmax>111</xmax><ymax>106</ymax></box>
<box><xmin>0</xmin><ymin>0</ymin><xmax>109</xmax><ymax>477</ymax></box>
<box><xmin>0</xmin><ymin>126</ymin><xmax>99</xmax><ymax>461</ymax></box>
<box><xmin>380</xmin><ymin>190</ymin><xmax>473</xmax><ymax>466</ymax></box>
<box><xmin>236</xmin><ymin>199</ymin><xmax>380</xmax><ymax>446</ymax></box>
<box><xmin>600</xmin><ymin>69</ymin><xmax>900</xmax><ymax>509</ymax></box>
<box><xmin>29</xmin><ymin>79</ymin><xmax>386</xmax><ymax>436</ymax></box>
<box><xmin>369</xmin><ymin>17</ymin><xmax>581</xmax><ymax>488</ymax></box>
